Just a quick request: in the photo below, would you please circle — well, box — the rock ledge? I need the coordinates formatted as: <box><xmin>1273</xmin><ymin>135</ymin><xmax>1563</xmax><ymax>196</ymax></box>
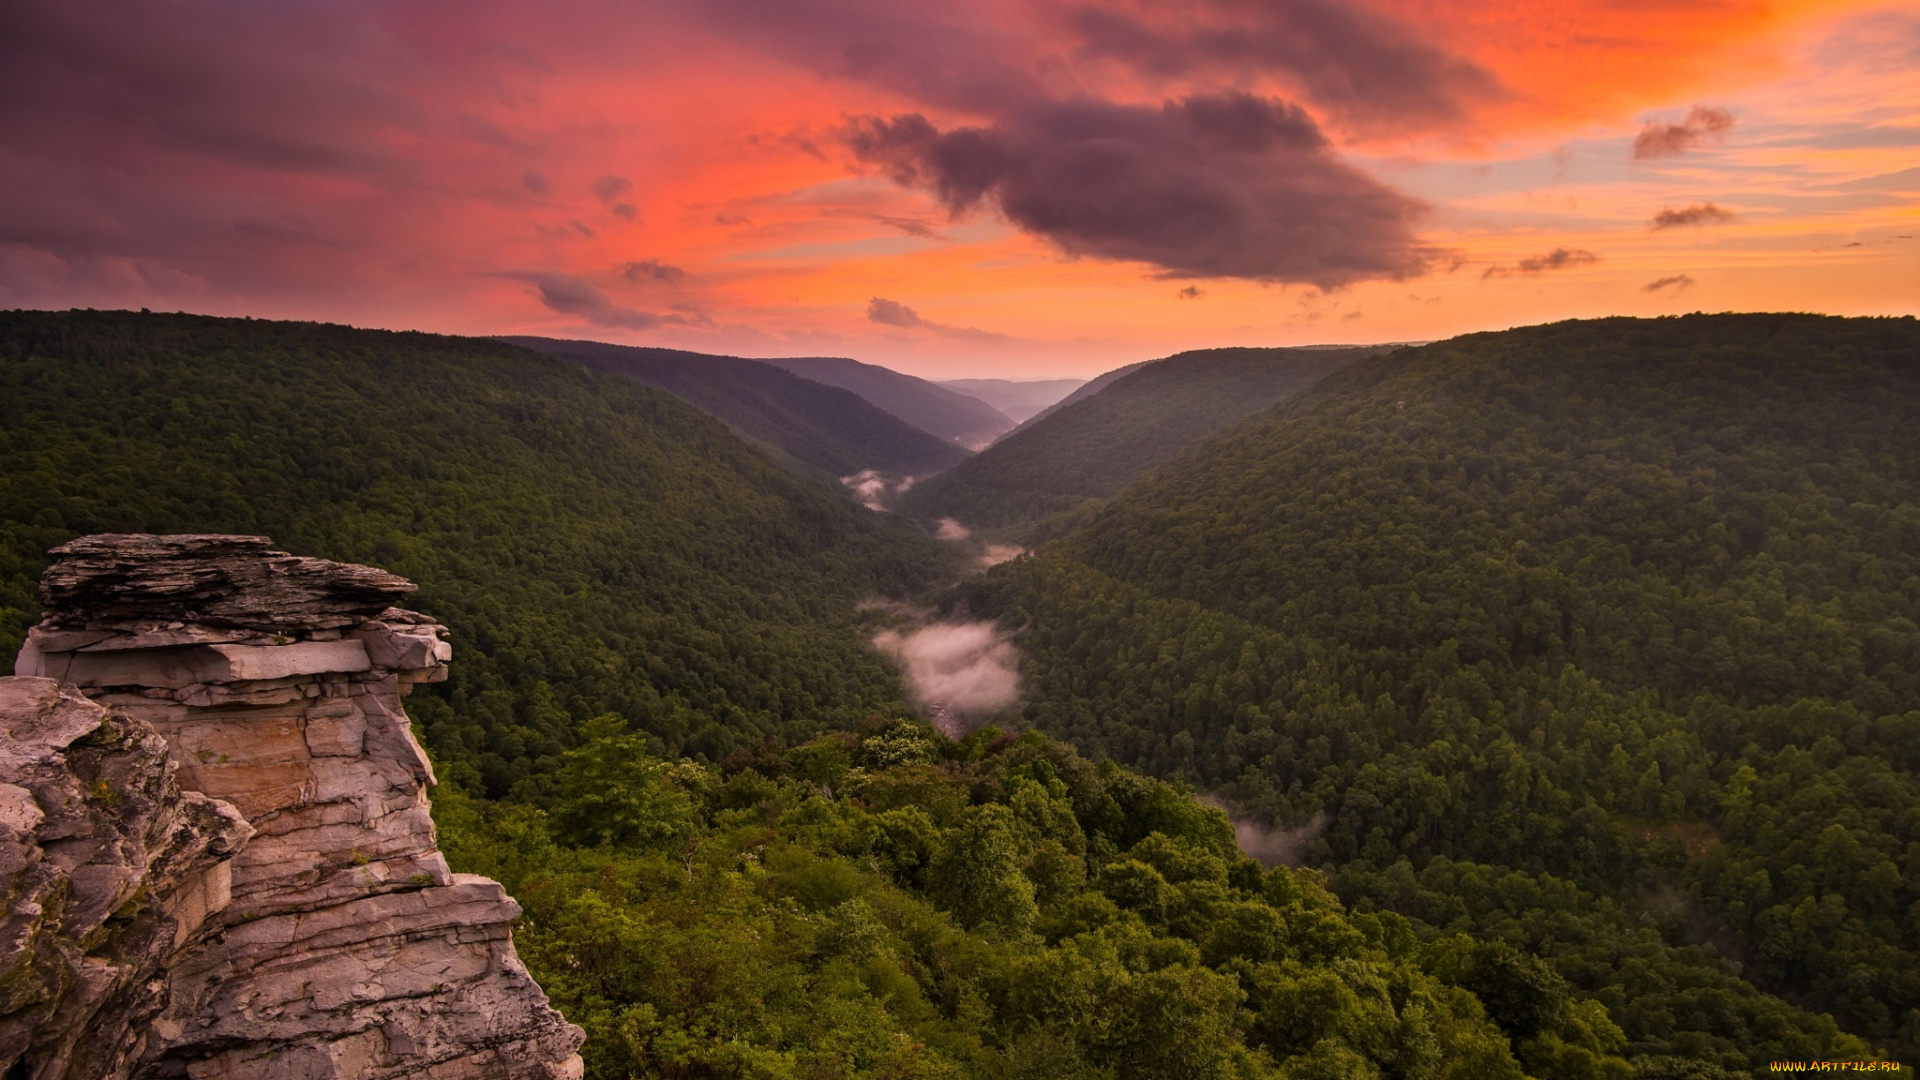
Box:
<box><xmin>3</xmin><ymin>535</ymin><xmax>583</xmax><ymax>1080</ymax></box>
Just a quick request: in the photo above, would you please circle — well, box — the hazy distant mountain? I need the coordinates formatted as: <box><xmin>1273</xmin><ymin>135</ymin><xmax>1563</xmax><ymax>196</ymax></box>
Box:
<box><xmin>504</xmin><ymin>337</ymin><xmax>969</xmax><ymax>478</ymax></box>
<box><xmin>936</xmin><ymin>378</ymin><xmax>1085</xmax><ymax>424</ymax></box>
<box><xmin>997</xmin><ymin>358</ymin><xmax>1154</xmax><ymax>437</ymax></box>
<box><xmin>897</xmin><ymin>346</ymin><xmax>1375</xmax><ymax>533</ymax></box>
<box><xmin>759</xmin><ymin>356</ymin><xmax>1015</xmax><ymax>448</ymax></box>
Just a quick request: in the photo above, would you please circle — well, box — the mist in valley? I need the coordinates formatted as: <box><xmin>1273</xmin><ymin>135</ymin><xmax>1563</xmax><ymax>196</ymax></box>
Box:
<box><xmin>871</xmin><ymin>616</ymin><xmax>1021</xmax><ymax>735</ymax></box>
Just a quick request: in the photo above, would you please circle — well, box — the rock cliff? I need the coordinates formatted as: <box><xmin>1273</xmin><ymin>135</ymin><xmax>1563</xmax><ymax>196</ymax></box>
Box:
<box><xmin>3</xmin><ymin>535</ymin><xmax>583</xmax><ymax>1080</ymax></box>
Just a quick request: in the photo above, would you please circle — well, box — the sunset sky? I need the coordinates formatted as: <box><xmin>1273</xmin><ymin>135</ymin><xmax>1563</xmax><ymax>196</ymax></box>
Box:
<box><xmin>2</xmin><ymin>0</ymin><xmax>1915</xmax><ymax>377</ymax></box>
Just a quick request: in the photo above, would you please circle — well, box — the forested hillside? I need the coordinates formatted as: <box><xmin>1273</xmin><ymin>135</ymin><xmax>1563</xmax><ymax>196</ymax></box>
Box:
<box><xmin>440</xmin><ymin>716</ymin><xmax>1716</xmax><ymax>1080</ymax></box>
<box><xmin>760</xmin><ymin>355</ymin><xmax>1016</xmax><ymax>449</ymax></box>
<box><xmin>505</xmin><ymin>336</ymin><xmax>970</xmax><ymax>477</ymax></box>
<box><xmin>0</xmin><ymin>311</ymin><xmax>952</xmax><ymax>799</ymax></box>
<box><xmin>1005</xmin><ymin>358</ymin><xmax>1152</xmax><ymax>431</ymax></box>
<box><xmin>962</xmin><ymin>314</ymin><xmax>1920</xmax><ymax>1069</ymax></box>
<box><xmin>898</xmin><ymin>347</ymin><xmax>1370</xmax><ymax>534</ymax></box>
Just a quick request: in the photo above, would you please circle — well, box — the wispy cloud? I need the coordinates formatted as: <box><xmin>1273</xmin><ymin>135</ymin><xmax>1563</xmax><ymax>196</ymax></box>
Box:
<box><xmin>591</xmin><ymin>175</ymin><xmax>632</xmax><ymax>202</ymax></box>
<box><xmin>1482</xmin><ymin>247</ymin><xmax>1599</xmax><ymax>279</ymax></box>
<box><xmin>1633</xmin><ymin>106</ymin><xmax>1735</xmax><ymax>160</ymax></box>
<box><xmin>866</xmin><ymin>297</ymin><xmax>1008</xmax><ymax>341</ymax></box>
<box><xmin>1651</xmin><ymin>203</ymin><xmax>1734</xmax><ymax>230</ymax></box>
<box><xmin>621</xmin><ymin>259</ymin><xmax>690</xmax><ymax>284</ymax></box>
<box><xmin>508</xmin><ymin>271</ymin><xmax>710</xmax><ymax>331</ymax></box>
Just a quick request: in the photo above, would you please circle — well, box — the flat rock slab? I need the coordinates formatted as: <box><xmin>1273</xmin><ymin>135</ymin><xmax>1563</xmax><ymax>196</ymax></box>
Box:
<box><xmin>40</xmin><ymin>534</ymin><xmax>415</xmax><ymax>630</ymax></box>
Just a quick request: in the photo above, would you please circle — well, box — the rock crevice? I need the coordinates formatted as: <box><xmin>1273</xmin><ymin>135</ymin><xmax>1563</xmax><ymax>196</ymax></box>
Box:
<box><xmin>3</xmin><ymin>535</ymin><xmax>583</xmax><ymax>1080</ymax></box>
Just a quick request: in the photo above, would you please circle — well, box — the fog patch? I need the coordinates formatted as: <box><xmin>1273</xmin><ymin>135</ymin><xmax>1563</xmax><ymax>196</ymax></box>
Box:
<box><xmin>1201</xmin><ymin>796</ymin><xmax>1329</xmax><ymax>868</ymax></box>
<box><xmin>930</xmin><ymin>516</ymin><xmax>1028</xmax><ymax>569</ymax></box>
<box><xmin>873</xmin><ymin>620</ymin><xmax>1021</xmax><ymax>735</ymax></box>
<box><xmin>841</xmin><ymin>469</ymin><xmax>916</xmax><ymax>511</ymax></box>
<box><xmin>979</xmin><ymin>543</ymin><xmax>1025</xmax><ymax>568</ymax></box>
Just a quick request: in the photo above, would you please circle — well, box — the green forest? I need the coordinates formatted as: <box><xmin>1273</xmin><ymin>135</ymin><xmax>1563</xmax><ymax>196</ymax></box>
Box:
<box><xmin>957</xmin><ymin>314</ymin><xmax>1920</xmax><ymax>1070</ymax></box>
<box><xmin>898</xmin><ymin>347</ymin><xmax>1369</xmax><ymax>536</ymax></box>
<box><xmin>0</xmin><ymin>310</ymin><xmax>952</xmax><ymax>799</ymax></box>
<box><xmin>440</xmin><ymin>716</ymin><xmax>1692</xmax><ymax>1080</ymax></box>
<box><xmin>5</xmin><ymin>309</ymin><xmax>1917</xmax><ymax>1076</ymax></box>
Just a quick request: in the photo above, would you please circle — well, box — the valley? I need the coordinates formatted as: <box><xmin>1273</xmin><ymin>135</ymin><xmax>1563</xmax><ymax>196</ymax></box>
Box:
<box><xmin>3</xmin><ymin>309</ymin><xmax>1917</xmax><ymax>1078</ymax></box>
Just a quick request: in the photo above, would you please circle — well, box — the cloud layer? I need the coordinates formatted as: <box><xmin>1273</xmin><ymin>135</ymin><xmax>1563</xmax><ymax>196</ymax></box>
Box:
<box><xmin>1065</xmin><ymin>0</ymin><xmax>1505</xmax><ymax>134</ymax></box>
<box><xmin>0</xmin><ymin>0</ymin><xmax>1908</xmax><ymax>359</ymax></box>
<box><xmin>847</xmin><ymin>93</ymin><xmax>1431</xmax><ymax>285</ymax></box>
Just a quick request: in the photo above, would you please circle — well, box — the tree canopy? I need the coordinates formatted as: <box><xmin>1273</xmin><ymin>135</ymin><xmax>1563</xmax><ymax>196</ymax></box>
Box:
<box><xmin>961</xmin><ymin>314</ymin><xmax>1920</xmax><ymax>1067</ymax></box>
<box><xmin>437</xmin><ymin>718</ymin><xmax>1679</xmax><ymax>1080</ymax></box>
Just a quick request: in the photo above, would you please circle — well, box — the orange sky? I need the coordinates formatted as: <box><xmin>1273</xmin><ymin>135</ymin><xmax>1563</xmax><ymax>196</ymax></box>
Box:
<box><xmin>0</xmin><ymin>0</ymin><xmax>1913</xmax><ymax>376</ymax></box>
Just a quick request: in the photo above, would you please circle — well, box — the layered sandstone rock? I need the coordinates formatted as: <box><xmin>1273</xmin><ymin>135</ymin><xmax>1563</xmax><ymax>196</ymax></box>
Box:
<box><xmin>0</xmin><ymin>678</ymin><xmax>250</xmax><ymax>1079</ymax></box>
<box><xmin>4</xmin><ymin>535</ymin><xmax>583</xmax><ymax>1080</ymax></box>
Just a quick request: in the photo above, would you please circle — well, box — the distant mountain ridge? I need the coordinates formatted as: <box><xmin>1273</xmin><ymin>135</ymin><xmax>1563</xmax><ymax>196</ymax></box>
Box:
<box><xmin>503</xmin><ymin>337</ymin><xmax>970</xmax><ymax>478</ymax></box>
<box><xmin>1001</xmin><ymin>359</ymin><xmax>1152</xmax><ymax>434</ymax></box>
<box><xmin>898</xmin><ymin>345</ymin><xmax>1376</xmax><ymax>533</ymax></box>
<box><xmin>758</xmin><ymin>355</ymin><xmax>1015</xmax><ymax>448</ymax></box>
<box><xmin>937</xmin><ymin>377</ymin><xmax>1085</xmax><ymax>424</ymax></box>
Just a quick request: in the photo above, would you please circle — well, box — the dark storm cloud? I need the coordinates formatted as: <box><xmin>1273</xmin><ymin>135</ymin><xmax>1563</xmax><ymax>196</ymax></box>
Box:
<box><xmin>1482</xmin><ymin>247</ymin><xmax>1599</xmax><ymax>278</ymax></box>
<box><xmin>1633</xmin><ymin>106</ymin><xmax>1735</xmax><ymax>160</ymax></box>
<box><xmin>846</xmin><ymin>93</ymin><xmax>1431</xmax><ymax>285</ymax></box>
<box><xmin>1651</xmin><ymin>202</ymin><xmax>1734</xmax><ymax>229</ymax></box>
<box><xmin>678</xmin><ymin>0</ymin><xmax>1459</xmax><ymax>285</ymax></box>
<box><xmin>1066</xmin><ymin>0</ymin><xmax>1505</xmax><ymax>132</ymax></box>
<box><xmin>673</xmin><ymin>0</ymin><xmax>1048</xmax><ymax>115</ymax></box>
<box><xmin>683</xmin><ymin>0</ymin><xmax>1495</xmax><ymax>133</ymax></box>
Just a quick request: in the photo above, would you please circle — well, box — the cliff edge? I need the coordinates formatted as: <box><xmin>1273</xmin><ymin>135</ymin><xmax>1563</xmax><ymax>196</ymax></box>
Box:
<box><xmin>3</xmin><ymin>534</ymin><xmax>583</xmax><ymax>1079</ymax></box>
